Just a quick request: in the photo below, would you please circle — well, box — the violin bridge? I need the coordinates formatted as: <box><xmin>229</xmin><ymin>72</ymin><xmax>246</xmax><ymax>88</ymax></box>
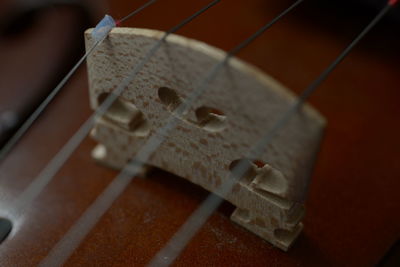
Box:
<box><xmin>85</xmin><ymin>28</ymin><xmax>326</xmax><ymax>251</ymax></box>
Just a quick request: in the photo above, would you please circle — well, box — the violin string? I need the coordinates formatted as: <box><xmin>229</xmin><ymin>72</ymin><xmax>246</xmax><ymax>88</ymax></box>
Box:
<box><xmin>37</xmin><ymin>0</ymin><xmax>304</xmax><ymax>265</ymax></box>
<box><xmin>0</xmin><ymin>39</ymin><xmax>102</xmax><ymax>163</ymax></box>
<box><xmin>149</xmin><ymin>1</ymin><xmax>397</xmax><ymax>266</ymax></box>
<box><xmin>0</xmin><ymin>0</ymin><xmax>159</xmax><ymax>163</ymax></box>
<box><xmin>17</xmin><ymin>1</ymin><xmax>221</xmax><ymax>215</ymax></box>
<box><xmin>36</xmin><ymin>1</ymin><xmax>221</xmax><ymax>265</ymax></box>
<box><xmin>12</xmin><ymin>0</ymin><xmax>219</xmax><ymax>214</ymax></box>
<box><xmin>116</xmin><ymin>0</ymin><xmax>158</xmax><ymax>25</ymax></box>
<box><xmin>8</xmin><ymin>0</ymin><xmax>166</xmax><ymax>214</ymax></box>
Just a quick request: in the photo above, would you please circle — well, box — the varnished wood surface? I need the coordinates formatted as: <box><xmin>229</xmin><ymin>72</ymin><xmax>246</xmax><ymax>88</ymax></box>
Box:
<box><xmin>0</xmin><ymin>0</ymin><xmax>400</xmax><ymax>266</ymax></box>
<box><xmin>0</xmin><ymin>2</ymin><xmax>93</xmax><ymax>146</ymax></box>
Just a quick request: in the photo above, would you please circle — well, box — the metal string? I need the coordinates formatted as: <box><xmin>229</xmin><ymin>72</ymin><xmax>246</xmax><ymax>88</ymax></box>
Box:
<box><xmin>0</xmin><ymin>38</ymin><xmax>102</xmax><ymax>163</ymax></box>
<box><xmin>37</xmin><ymin>1</ymin><xmax>221</xmax><ymax>266</ymax></box>
<box><xmin>7</xmin><ymin>0</ymin><xmax>172</xmax><ymax>215</ymax></box>
<box><xmin>117</xmin><ymin>0</ymin><xmax>158</xmax><ymax>25</ymax></box>
<box><xmin>149</xmin><ymin>2</ymin><xmax>395</xmax><ymax>266</ymax></box>
<box><xmin>0</xmin><ymin>0</ymin><xmax>159</xmax><ymax>162</ymax></box>
<box><xmin>12</xmin><ymin>0</ymin><xmax>220</xmax><ymax>213</ymax></box>
<box><xmin>37</xmin><ymin>0</ymin><xmax>305</xmax><ymax>266</ymax></box>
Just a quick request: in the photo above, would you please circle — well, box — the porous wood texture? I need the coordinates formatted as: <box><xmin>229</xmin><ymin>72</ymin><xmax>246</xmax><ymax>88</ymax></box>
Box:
<box><xmin>85</xmin><ymin>28</ymin><xmax>325</xmax><ymax>250</ymax></box>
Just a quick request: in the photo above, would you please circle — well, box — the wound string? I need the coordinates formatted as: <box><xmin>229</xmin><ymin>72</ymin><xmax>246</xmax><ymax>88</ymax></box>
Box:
<box><xmin>12</xmin><ymin>0</ymin><xmax>218</xmax><ymax>216</ymax></box>
<box><xmin>37</xmin><ymin>1</ymin><xmax>221</xmax><ymax>266</ymax></box>
<box><xmin>149</xmin><ymin>1</ymin><xmax>396</xmax><ymax>266</ymax></box>
<box><xmin>37</xmin><ymin>0</ymin><xmax>305</xmax><ymax>266</ymax></box>
<box><xmin>0</xmin><ymin>0</ymin><xmax>159</xmax><ymax>162</ymax></box>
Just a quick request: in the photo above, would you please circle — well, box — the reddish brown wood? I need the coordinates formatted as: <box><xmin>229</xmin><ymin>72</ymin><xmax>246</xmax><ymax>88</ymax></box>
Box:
<box><xmin>0</xmin><ymin>0</ymin><xmax>399</xmax><ymax>266</ymax></box>
<box><xmin>0</xmin><ymin>3</ymin><xmax>94</xmax><ymax>146</ymax></box>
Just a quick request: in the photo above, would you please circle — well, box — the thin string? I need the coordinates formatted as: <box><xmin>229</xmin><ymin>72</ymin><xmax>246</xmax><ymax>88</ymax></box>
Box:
<box><xmin>37</xmin><ymin>0</ymin><xmax>304</xmax><ymax>265</ymax></box>
<box><xmin>149</xmin><ymin>2</ymin><xmax>396</xmax><ymax>266</ymax></box>
<box><xmin>8</xmin><ymin>0</ymin><xmax>164</xmax><ymax>214</ymax></box>
<box><xmin>37</xmin><ymin>1</ymin><xmax>221</xmax><ymax>266</ymax></box>
<box><xmin>0</xmin><ymin>39</ymin><xmax>102</xmax><ymax>163</ymax></box>
<box><xmin>0</xmin><ymin>0</ymin><xmax>159</xmax><ymax>163</ymax></box>
<box><xmin>116</xmin><ymin>0</ymin><xmax>158</xmax><ymax>25</ymax></box>
<box><xmin>11</xmin><ymin>0</ymin><xmax>219</xmax><ymax>215</ymax></box>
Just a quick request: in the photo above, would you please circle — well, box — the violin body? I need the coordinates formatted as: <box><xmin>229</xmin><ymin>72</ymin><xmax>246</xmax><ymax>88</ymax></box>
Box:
<box><xmin>0</xmin><ymin>0</ymin><xmax>400</xmax><ymax>266</ymax></box>
<box><xmin>0</xmin><ymin>0</ymin><xmax>98</xmax><ymax>147</ymax></box>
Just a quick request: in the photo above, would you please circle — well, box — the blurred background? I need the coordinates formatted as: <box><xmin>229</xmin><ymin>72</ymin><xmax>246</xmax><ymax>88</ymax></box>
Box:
<box><xmin>0</xmin><ymin>0</ymin><xmax>399</xmax><ymax>265</ymax></box>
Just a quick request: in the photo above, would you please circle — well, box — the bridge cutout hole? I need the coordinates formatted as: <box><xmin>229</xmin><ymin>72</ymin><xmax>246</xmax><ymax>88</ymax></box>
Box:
<box><xmin>195</xmin><ymin>106</ymin><xmax>227</xmax><ymax>132</ymax></box>
<box><xmin>229</xmin><ymin>158</ymin><xmax>288</xmax><ymax>196</ymax></box>
<box><xmin>252</xmin><ymin>166</ymin><xmax>288</xmax><ymax>196</ymax></box>
<box><xmin>97</xmin><ymin>93</ymin><xmax>150</xmax><ymax>136</ymax></box>
<box><xmin>157</xmin><ymin>87</ymin><xmax>227</xmax><ymax>132</ymax></box>
<box><xmin>158</xmin><ymin>87</ymin><xmax>182</xmax><ymax>112</ymax></box>
<box><xmin>228</xmin><ymin>159</ymin><xmax>264</xmax><ymax>184</ymax></box>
